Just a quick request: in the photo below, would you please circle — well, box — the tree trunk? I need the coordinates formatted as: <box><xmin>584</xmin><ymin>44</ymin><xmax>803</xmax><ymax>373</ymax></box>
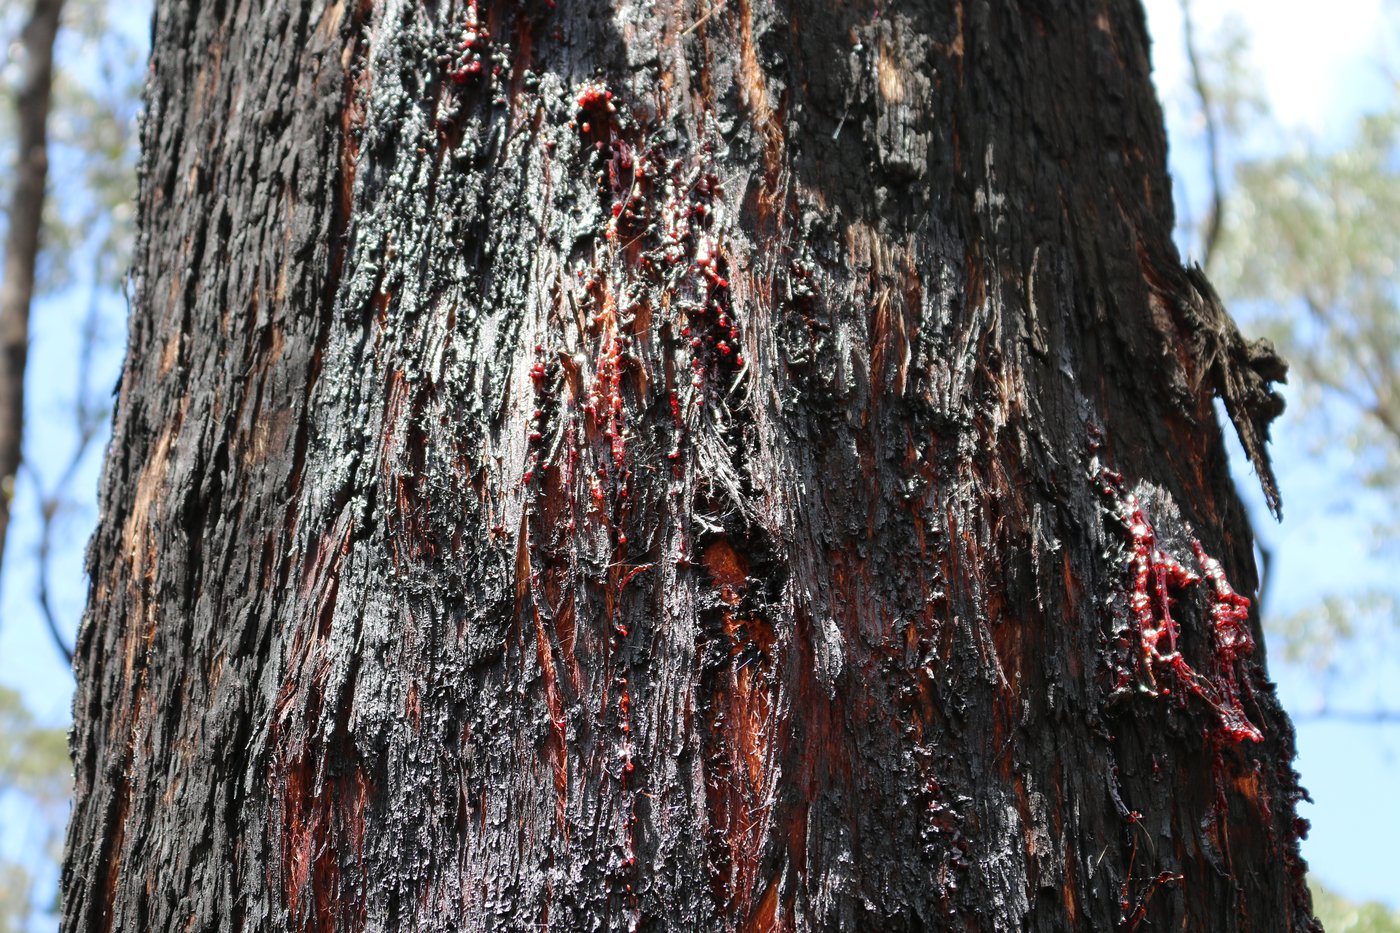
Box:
<box><xmin>0</xmin><ymin>0</ymin><xmax>65</xmax><ymax>571</ymax></box>
<box><xmin>62</xmin><ymin>1</ymin><xmax>1315</xmax><ymax>930</ymax></box>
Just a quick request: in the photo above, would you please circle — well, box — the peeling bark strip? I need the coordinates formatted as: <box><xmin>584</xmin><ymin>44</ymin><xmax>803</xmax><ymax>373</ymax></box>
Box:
<box><xmin>65</xmin><ymin>2</ymin><xmax>1311</xmax><ymax>932</ymax></box>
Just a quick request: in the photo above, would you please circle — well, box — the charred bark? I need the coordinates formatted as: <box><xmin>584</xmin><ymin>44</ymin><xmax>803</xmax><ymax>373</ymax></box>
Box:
<box><xmin>64</xmin><ymin>1</ymin><xmax>1313</xmax><ymax>931</ymax></box>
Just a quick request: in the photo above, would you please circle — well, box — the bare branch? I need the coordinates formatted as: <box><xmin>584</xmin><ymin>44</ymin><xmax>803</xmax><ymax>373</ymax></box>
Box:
<box><xmin>1255</xmin><ymin>540</ymin><xmax>1273</xmax><ymax>615</ymax></box>
<box><xmin>1181</xmin><ymin>0</ymin><xmax>1225</xmax><ymax>270</ymax></box>
<box><xmin>34</xmin><ymin>482</ymin><xmax>74</xmax><ymax>666</ymax></box>
<box><xmin>25</xmin><ymin>259</ymin><xmax>110</xmax><ymax>669</ymax></box>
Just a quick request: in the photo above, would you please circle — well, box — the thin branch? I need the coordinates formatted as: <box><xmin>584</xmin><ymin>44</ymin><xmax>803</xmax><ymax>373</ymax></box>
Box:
<box><xmin>26</xmin><ymin>255</ymin><xmax>110</xmax><ymax>669</ymax></box>
<box><xmin>35</xmin><ymin>485</ymin><xmax>74</xmax><ymax>666</ymax></box>
<box><xmin>1181</xmin><ymin>0</ymin><xmax>1224</xmax><ymax>270</ymax></box>
<box><xmin>1255</xmin><ymin>540</ymin><xmax>1273</xmax><ymax>616</ymax></box>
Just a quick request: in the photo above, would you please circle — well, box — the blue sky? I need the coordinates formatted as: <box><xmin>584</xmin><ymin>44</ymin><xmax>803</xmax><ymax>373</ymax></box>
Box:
<box><xmin>1</xmin><ymin>0</ymin><xmax>1397</xmax><ymax>918</ymax></box>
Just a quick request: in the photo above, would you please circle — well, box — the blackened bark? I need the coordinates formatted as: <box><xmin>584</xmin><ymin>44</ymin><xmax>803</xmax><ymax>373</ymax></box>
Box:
<box><xmin>63</xmin><ymin>1</ymin><xmax>1314</xmax><ymax>931</ymax></box>
<box><xmin>0</xmin><ymin>0</ymin><xmax>65</xmax><ymax>570</ymax></box>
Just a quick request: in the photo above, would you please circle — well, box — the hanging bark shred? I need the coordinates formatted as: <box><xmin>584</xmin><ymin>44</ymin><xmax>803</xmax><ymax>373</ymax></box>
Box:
<box><xmin>1181</xmin><ymin>263</ymin><xmax>1288</xmax><ymax>519</ymax></box>
<box><xmin>63</xmin><ymin>2</ymin><xmax>1314</xmax><ymax>931</ymax></box>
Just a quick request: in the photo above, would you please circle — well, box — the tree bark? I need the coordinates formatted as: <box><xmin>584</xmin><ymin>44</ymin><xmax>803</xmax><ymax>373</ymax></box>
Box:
<box><xmin>63</xmin><ymin>1</ymin><xmax>1314</xmax><ymax>931</ymax></box>
<box><xmin>0</xmin><ymin>0</ymin><xmax>65</xmax><ymax>573</ymax></box>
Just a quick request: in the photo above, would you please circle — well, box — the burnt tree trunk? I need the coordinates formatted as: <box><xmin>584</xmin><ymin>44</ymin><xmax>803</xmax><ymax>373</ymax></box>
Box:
<box><xmin>63</xmin><ymin>1</ymin><xmax>1314</xmax><ymax>930</ymax></box>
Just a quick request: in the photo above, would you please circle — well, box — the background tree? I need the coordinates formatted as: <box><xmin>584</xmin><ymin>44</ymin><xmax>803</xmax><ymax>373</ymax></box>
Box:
<box><xmin>0</xmin><ymin>1</ymin><xmax>140</xmax><ymax>926</ymax></box>
<box><xmin>1170</xmin><ymin>1</ymin><xmax>1400</xmax><ymax>720</ymax></box>
<box><xmin>1217</xmin><ymin>104</ymin><xmax>1400</xmax><ymax>702</ymax></box>
<box><xmin>56</xmin><ymin>1</ymin><xmax>1320</xmax><ymax>930</ymax></box>
<box><xmin>0</xmin><ymin>0</ymin><xmax>65</xmax><ymax>572</ymax></box>
<box><xmin>0</xmin><ymin>0</ymin><xmax>141</xmax><ymax>655</ymax></box>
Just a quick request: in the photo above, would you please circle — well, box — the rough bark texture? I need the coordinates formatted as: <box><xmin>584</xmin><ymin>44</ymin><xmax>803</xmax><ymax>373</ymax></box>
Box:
<box><xmin>0</xmin><ymin>0</ymin><xmax>65</xmax><ymax>569</ymax></box>
<box><xmin>63</xmin><ymin>1</ymin><xmax>1314</xmax><ymax>931</ymax></box>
